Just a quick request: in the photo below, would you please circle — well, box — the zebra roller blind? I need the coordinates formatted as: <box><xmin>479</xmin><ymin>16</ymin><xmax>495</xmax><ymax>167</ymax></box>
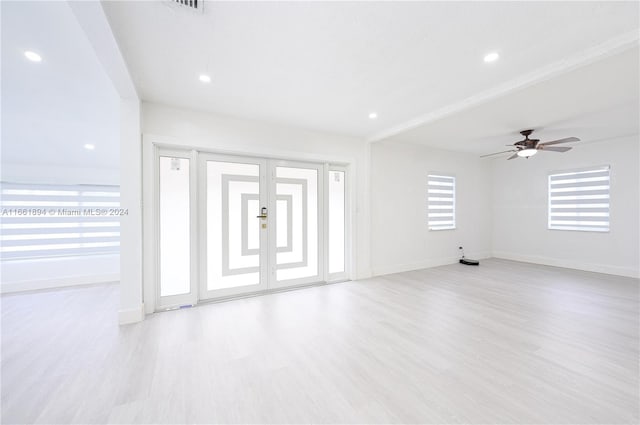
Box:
<box><xmin>0</xmin><ymin>182</ymin><xmax>121</xmax><ymax>260</ymax></box>
<box><xmin>428</xmin><ymin>174</ymin><xmax>456</xmax><ymax>230</ymax></box>
<box><xmin>548</xmin><ymin>166</ymin><xmax>610</xmax><ymax>232</ymax></box>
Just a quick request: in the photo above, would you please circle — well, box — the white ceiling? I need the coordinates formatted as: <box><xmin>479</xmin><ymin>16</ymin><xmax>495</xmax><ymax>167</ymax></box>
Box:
<box><xmin>102</xmin><ymin>0</ymin><xmax>639</xmax><ymax>140</ymax></box>
<box><xmin>1</xmin><ymin>1</ymin><xmax>119</xmax><ymax>170</ymax></box>
<box><xmin>384</xmin><ymin>47</ymin><xmax>640</xmax><ymax>155</ymax></box>
<box><xmin>2</xmin><ymin>1</ymin><xmax>637</xmax><ymax>173</ymax></box>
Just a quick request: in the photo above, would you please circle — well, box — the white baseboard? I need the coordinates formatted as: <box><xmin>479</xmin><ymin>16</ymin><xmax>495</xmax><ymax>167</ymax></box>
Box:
<box><xmin>492</xmin><ymin>251</ymin><xmax>640</xmax><ymax>279</ymax></box>
<box><xmin>372</xmin><ymin>252</ymin><xmax>491</xmax><ymax>277</ymax></box>
<box><xmin>118</xmin><ymin>304</ymin><xmax>145</xmax><ymax>325</ymax></box>
<box><xmin>0</xmin><ymin>273</ymin><xmax>120</xmax><ymax>294</ymax></box>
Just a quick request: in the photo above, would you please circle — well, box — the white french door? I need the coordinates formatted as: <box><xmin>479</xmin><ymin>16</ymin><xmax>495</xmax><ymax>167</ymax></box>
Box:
<box><xmin>155</xmin><ymin>149</ymin><xmax>345</xmax><ymax>309</ymax></box>
<box><xmin>269</xmin><ymin>160</ymin><xmax>324</xmax><ymax>290</ymax></box>
<box><xmin>199</xmin><ymin>154</ymin><xmax>270</xmax><ymax>299</ymax></box>
<box><xmin>197</xmin><ymin>155</ymin><xmax>324</xmax><ymax>301</ymax></box>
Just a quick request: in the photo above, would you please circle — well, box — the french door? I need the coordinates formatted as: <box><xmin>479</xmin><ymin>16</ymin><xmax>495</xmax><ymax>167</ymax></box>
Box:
<box><xmin>197</xmin><ymin>154</ymin><xmax>324</xmax><ymax>301</ymax></box>
<box><xmin>198</xmin><ymin>154</ymin><xmax>270</xmax><ymax>299</ymax></box>
<box><xmin>156</xmin><ymin>149</ymin><xmax>346</xmax><ymax>309</ymax></box>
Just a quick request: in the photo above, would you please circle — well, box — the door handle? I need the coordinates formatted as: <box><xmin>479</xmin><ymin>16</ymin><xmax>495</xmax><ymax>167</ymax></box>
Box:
<box><xmin>256</xmin><ymin>207</ymin><xmax>267</xmax><ymax>219</ymax></box>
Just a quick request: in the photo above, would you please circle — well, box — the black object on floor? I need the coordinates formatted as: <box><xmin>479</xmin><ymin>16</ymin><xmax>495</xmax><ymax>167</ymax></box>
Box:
<box><xmin>458</xmin><ymin>246</ymin><xmax>479</xmax><ymax>266</ymax></box>
<box><xmin>460</xmin><ymin>258</ymin><xmax>480</xmax><ymax>266</ymax></box>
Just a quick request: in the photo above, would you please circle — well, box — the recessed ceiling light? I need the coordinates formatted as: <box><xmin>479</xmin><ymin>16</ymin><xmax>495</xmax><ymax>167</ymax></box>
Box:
<box><xmin>84</xmin><ymin>144</ymin><xmax>95</xmax><ymax>151</ymax></box>
<box><xmin>24</xmin><ymin>50</ymin><xmax>42</xmax><ymax>62</ymax></box>
<box><xmin>369</xmin><ymin>112</ymin><xmax>378</xmax><ymax>119</ymax></box>
<box><xmin>199</xmin><ymin>74</ymin><xmax>211</xmax><ymax>83</ymax></box>
<box><xmin>484</xmin><ymin>52</ymin><xmax>499</xmax><ymax>63</ymax></box>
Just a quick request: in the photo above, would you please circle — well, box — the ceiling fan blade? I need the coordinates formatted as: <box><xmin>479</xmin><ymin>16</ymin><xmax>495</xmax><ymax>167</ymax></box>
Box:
<box><xmin>540</xmin><ymin>146</ymin><xmax>572</xmax><ymax>153</ymax></box>
<box><xmin>539</xmin><ymin>137</ymin><xmax>580</xmax><ymax>146</ymax></box>
<box><xmin>480</xmin><ymin>150</ymin><xmax>515</xmax><ymax>158</ymax></box>
<box><xmin>507</xmin><ymin>153</ymin><xmax>519</xmax><ymax>160</ymax></box>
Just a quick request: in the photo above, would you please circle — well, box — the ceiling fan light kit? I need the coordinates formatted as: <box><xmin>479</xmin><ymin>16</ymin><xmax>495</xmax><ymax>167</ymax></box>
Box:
<box><xmin>481</xmin><ymin>129</ymin><xmax>580</xmax><ymax>160</ymax></box>
<box><xmin>517</xmin><ymin>148</ymin><xmax>537</xmax><ymax>158</ymax></box>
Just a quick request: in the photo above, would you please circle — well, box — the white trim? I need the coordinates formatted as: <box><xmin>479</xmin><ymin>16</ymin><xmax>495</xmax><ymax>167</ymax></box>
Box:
<box><xmin>323</xmin><ymin>163</ymin><xmax>330</xmax><ymax>284</ymax></box>
<box><xmin>0</xmin><ymin>273</ymin><xmax>119</xmax><ymax>294</ymax></box>
<box><xmin>492</xmin><ymin>252</ymin><xmax>639</xmax><ymax>279</ymax></box>
<box><xmin>368</xmin><ymin>30</ymin><xmax>640</xmax><ymax>143</ymax></box>
<box><xmin>118</xmin><ymin>304</ymin><xmax>145</xmax><ymax>325</ymax></box>
<box><xmin>327</xmin><ymin>164</ymin><xmax>350</xmax><ymax>282</ymax></box>
<box><xmin>142</xmin><ymin>138</ymin><xmax>156</xmax><ymax>314</ymax></box>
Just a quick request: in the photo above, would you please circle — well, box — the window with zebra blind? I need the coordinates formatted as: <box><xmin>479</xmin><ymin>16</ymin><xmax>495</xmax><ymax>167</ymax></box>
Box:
<box><xmin>548</xmin><ymin>165</ymin><xmax>610</xmax><ymax>232</ymax></box>
<box><xmin>428</xmin><ymin>174</ymin><xmax>456</xmax><ymax>230</ymax></box>
<box><xmin>0</xmin><ymin>182</ymin><xmax>121</xmax><ymax>260</ymax></box>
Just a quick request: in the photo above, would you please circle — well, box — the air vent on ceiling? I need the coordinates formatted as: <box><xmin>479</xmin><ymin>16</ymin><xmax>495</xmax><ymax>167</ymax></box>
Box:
<box><xmin>170</xmin><ymin>0</ymin><xmax>203</xmax><ymax>13</ymax></box>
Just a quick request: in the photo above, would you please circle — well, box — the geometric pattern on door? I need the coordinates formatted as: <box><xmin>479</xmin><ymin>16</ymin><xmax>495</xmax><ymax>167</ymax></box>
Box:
<box><xmin>220</xmin><ymin>174</ymin><xmax>309</xmax><ymax>277</ymax></box>
<box><xmin>206</xmin><ymin>160</ymin><xmax>261</xmax><ymax>292</ymax></box>
<box><xmin>275</xmin><ymin>177</ymin><xmax>308</xmax><ymax>270</ymax></box>
<box><xmin>221</xmin><ymin>174</ymin><xmax>259</xmax><ymax>277</ymax></box>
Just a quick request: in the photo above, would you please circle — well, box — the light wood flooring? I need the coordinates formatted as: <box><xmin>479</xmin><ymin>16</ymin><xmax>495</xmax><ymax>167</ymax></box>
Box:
<box><xmin>2</xmin><ymin>259</ymin><xmax>639</xmax><ymax>424</ymax></box>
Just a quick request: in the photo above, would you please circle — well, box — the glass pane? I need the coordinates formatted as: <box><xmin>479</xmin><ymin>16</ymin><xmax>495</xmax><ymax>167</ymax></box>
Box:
<box><xmin>275</xmin><ymin>166</ymin><xmax>318</xmax><ymax>281</ymax></box>
<box><xmin>207</xmin><ymin>161</ymin><xmax>260</xmax><ymax>290</ymax></box>
<box><xmin>159</xmin><ymin>157</ymin><xmax>190</xmax><ymax>297</ymax></box>
<box><xmin>329</xmin><ymin>170</ymin><xmax>345</xmax><ymax>274</ymax></box>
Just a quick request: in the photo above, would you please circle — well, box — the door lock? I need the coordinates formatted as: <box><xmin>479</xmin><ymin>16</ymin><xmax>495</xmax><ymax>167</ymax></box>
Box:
<box><xmin>256</xmin><ymin>207</ymin><xmax>268</xmax><ymax>219</ymax></box>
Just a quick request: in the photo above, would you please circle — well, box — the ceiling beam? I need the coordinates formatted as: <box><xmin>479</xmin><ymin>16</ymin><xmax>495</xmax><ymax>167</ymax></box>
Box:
<box><xmin>67</xmin><ymin>0</ymin><xmax>138</xmax><ymax>100</ymax></box>
<box><xmin>367</xmin><ymin>30</ymin><xmax>639</xmax><ymax>144</ymax></box>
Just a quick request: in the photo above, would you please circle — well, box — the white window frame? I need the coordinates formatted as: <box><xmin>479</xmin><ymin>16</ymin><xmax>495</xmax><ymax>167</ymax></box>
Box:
<box><xmin>155</xmin><ymin>148</ymin><xmax>199</xmax><ymax>310</ymax></box>
<box><xmin>428</xmin><ymin>174</ymin><xmax>456</xmax><ymax>231</ymax></box>
<box><xmin>548</xmin><ymin>165</ymin><xmax>610</xmax><ymax>233</ymax></box>
<box><xmin>326</xmin><ymin>164</ymin><xmax>350</xmax><ymax>282</ymax></box>
<box><xmin>0</xmin><ymin>182</ymin><xmax>121</xmax><ymax>260</ymax></box>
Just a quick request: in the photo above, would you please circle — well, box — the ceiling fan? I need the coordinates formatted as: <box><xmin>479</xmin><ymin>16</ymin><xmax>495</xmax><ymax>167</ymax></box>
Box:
<box><xmin>481</xmin><ymin>129</ymin><xmax>580</xmax><ymax>160</ymax></box>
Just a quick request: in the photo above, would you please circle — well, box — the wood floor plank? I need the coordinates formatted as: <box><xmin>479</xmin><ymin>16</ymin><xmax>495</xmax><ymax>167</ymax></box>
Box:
<box><xmin>2</xmin><ymin>259</ymin><xmax>638</xmax><ymax>424</ymax></box>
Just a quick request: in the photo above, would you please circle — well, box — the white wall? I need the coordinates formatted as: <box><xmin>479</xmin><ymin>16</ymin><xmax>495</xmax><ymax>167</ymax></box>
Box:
<box><xmin>370</xmin><ymin>141</ymin><xmax>493</xmax><ymax>276</ymax></box>
<box><xmin>491</xmin><ymin>136</ymin><xmax>639</xmax><ymax>278</ymax></box>
<box><xmin>141</xmin><ymin>102</ymin><xmax>371</xmax><ymax>313</ymax></box>
<box><xmin>1</xmin><ymin>255</ymin><xmax>119</xmax><ymax>293</ymax></box>
<box><xmin>118</xmin><ymin>98</ymin><xmax>143</xmax><ymax>324</ymax></box>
